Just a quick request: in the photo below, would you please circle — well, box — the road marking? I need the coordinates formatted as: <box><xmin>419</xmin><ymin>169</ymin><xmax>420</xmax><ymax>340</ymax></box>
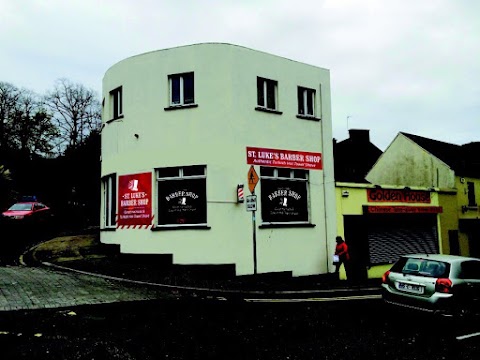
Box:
<box><xmin>244</xmin><ymin>294</ymin><xmax>382</xmax><ymax>303</ymax></box>
<box><xmin>456</xmin><ymin>331</ymin><xmax>480</xmax><ymax>341</ymax></box>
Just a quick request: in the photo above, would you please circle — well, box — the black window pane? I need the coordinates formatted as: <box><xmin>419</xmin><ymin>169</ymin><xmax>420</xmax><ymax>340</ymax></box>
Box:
<box><xmin>118</xmin><ymin>88</ymin><xmax>122</xmax><ymax>115</ymax></box>
<box><xmin>468</xmin><ymin>182</ymin><xmax>476</xmax><ymax>206</ymax></box>
<box><xmin>257</xmin><ymin>78</ymin><xmax>264</xmax><ymax>106</ymax></box>
<box><xmin>158</xmin><ymin>167</ymin><xmax>180</xmax><ymax>178</ymax></box>
<box><xmin>298</xmin><ymin>87</ymin><xmax>304</xmax><ymax>114</ymax></box>
<box><xmin>293</xmin><ymin>169</ymin><xmax>307</xmax><ymax>179</ymax></box>
<box><xmin>266</xmin><ymin>80</ymin><xmax>276</xmax><ymax>109</ymax></box>
<box><xmin>113</xmin><ymin>93</ymin><xmax>119</xmax><ymax>118</ymax></box>
<box><xmin>306</xmin><ymin>89</ymin><xmax>314</xmax><ymax>115</ymax></box>
<box><xmin>171</xmin><ymin>76</ymin><xmax>180</xmax><ymax>104</ymax></box>
<box><xmin>183</xmin><ymin>73</ymin><xmax>194</xmax><ymax>104</ymax></box>
<box><xmin>277</xmin><ymin>168</ymin><xmax>291</xmax><ymax>178</ymax></box>
<box><xmin>183</xmin><ymin>165</ymin><xmax>204</xmax><ymax>177</ymax></box>
<box><xmin>260</xmin><ymin>166</ymin><xmax>274</xmax><ymax>177</ymax></box>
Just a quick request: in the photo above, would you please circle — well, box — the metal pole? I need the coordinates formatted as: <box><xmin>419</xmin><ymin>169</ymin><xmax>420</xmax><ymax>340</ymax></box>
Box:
<box><xmin>252</xmin><ymin>195</ymin><xmax>257</xmax><ymax>275</ymax></box>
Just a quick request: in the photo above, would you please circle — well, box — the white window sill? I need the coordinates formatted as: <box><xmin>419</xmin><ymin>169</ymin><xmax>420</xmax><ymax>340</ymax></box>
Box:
<box><xmin>296</xmin><ymin>114</ymin><xmax>321</xmax><ymax>121</ymax></box>
<box><xmin>255</xmin><ymin>106</ymin><xmax>283</xmax><ymax>115</ymax></box>
<box><xmin>164</xmin><ymin>104</ymin><xmax>198</xmax><ymax>111</ymax></box>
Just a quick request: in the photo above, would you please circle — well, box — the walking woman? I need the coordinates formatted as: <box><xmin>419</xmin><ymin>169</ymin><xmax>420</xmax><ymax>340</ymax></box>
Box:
<box><xmin>334</xmin><ymin>236</ymin><xmax>350</xmax><ymax>278</ymax></box>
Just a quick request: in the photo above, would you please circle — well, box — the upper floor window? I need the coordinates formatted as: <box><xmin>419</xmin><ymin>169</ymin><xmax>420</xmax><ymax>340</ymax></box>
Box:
<box><xmin>169</xmin><ymin>72</ymin><xmax>194</xmax><ymax>106</ymax></box>
<box><xmin>109</xmin><ymin>87</ymin><xmax>123</xmax><ymax>120</ymax></box>
<box><xmin>297</xmin><ymin>86</ymin><xmax>315</xmax><ymax>116</ymax></box>
<box><xmin>257</xmin><ymin>77</ymin><xmax>278</xmax><ymax>111</ymax></box>
<box><xmin>468</xmin><ymin>182</ymin><xmax>476</xmax><ymax>206</ymax></box>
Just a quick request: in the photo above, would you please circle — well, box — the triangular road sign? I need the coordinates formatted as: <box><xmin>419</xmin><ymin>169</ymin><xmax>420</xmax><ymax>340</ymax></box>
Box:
<box><xmin>248</xmin><ymin>165</ymin><xmax>259</xmax><ymax>193</ymax></box>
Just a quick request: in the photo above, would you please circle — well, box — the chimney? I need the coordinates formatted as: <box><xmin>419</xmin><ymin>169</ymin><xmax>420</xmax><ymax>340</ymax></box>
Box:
<box><xmin>349</xmin><ymin>129</ymin><xmax>370</xmax><ymax>143</ymax></box>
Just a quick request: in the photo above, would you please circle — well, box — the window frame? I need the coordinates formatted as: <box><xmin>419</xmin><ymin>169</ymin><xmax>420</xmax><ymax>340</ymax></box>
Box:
<box><xmin>259</xmin><ymin>167</ymin><xmax>311</xmax><ymax>226</ymax></box>
<box><xmin>297</xmin><ymin>86</ymin><xmax>315</xmax><ymax>116</ymax></box>
<box><xmin>256</xmin><ymin>77</ymin><xmax>282</xmax><ymax>114</ymax></box>
<box><xmin>102</xmin><ymin>173</ymin><xmax>117</xmax><ymax>229</ymax></box>
<box><xmin>165</xmin><ymin>72</ymin><xmax>197</xmax><ymax>110</ymax></box>
<box><xmin>109</xmin><ymin>86</ymin><xmax>123</xmax><ymax>121</ymax></box>
<box><xmin>155</xmin><ymin>165</ymin><xmax>209</xmax><ymax>229</ymax></box>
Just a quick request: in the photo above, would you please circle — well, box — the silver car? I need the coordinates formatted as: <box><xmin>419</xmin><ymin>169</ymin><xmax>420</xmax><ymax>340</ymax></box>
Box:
<box><xmin>381</xmin><ymin>254</ymin><xmax>480</xmax><ymax>318</ymax></box>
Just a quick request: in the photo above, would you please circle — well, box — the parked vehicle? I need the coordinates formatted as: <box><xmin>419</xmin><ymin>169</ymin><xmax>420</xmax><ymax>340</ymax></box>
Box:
<box><xmin>2</xmin><ymin>197</ymin><xmax>52</xmax><ymax>224</ymax></box>
<box><xmin>381</xmin><ymin>253</ymin><xmax>480</xmax><ymax>318</ymax></box>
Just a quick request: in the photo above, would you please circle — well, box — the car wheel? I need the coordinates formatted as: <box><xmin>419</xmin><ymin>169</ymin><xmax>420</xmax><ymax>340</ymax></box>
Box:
<box><xmin>453</xmin><ymin>299</ymin><xmax>472</xmax><ymax>320</ymax></box>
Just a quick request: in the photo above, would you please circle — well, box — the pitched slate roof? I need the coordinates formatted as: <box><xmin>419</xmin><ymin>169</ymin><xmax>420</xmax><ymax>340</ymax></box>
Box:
<box><xmin>401</xmin><ymin>132</ymin><xmax>480</xmax><ymax>178</ymax></box>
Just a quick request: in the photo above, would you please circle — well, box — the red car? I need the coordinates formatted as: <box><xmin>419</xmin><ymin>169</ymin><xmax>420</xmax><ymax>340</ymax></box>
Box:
<box><xmin>2</xmin><ymin>200</ymin><xmax>51</xmax><ymax>222</ymax></box>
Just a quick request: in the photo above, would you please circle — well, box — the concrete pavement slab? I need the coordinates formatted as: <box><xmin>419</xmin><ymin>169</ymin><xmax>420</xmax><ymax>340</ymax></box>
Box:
<box><xmin>0</xmin><ymin>266</ymin><xmax>168</xmax><ymax>312</ymax></box>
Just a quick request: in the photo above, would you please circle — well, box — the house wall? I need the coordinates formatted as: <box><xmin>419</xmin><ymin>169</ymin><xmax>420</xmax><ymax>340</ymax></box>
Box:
<box><xmin>366</xmin><ymin>134</ymin><xmax>455</xmax><ymax>188</ymax></box>
<box><xmin>456</xmin><ymin>176</ymin><xmax>480</xmax><ymax>256</ymax></box>
<box><xmin>100</xmin><ymin>43</ymin><xmax>336</xmax><ymax>276</ymax></box>
<box><xmin>437</xmin><ymin>190</ymin><xmax>459</xmax><ymax>254</ymax></box>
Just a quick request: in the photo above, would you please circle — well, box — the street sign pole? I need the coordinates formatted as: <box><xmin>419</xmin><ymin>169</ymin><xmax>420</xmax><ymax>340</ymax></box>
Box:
<box><xmin>247</xmin><ymin>165</ymin><xmax>259</xmax><ymax>275</ymax></box>
<box><xmin>252</xmin><ymin>192</ymin><xmax>257</xmax><ymax>275</ymax></box>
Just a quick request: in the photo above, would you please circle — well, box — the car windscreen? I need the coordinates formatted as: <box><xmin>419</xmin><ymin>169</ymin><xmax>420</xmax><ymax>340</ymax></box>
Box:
<box><xmin>391</xmin><ymin>257</ymin><xmax>450</xmax><ymax>278</ymax></box>
<box><xmin>9</xmin><ymin>203</ymin><xmax>33</xmax><ymax>211</ymax></box>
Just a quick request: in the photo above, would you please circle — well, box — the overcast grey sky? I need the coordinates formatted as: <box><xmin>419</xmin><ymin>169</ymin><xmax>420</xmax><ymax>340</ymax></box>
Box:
<box><xmin>1</xmin><ymin>0</ymin><xmax>479</xmax><ymax>150</ymax></box>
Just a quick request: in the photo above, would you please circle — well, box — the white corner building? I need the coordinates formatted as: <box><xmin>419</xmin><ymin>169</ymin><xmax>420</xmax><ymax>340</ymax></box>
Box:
<box><xmin>100</xmin><ymin>43</ymin><xmax>336</xmax><ymax>276</ymax></box>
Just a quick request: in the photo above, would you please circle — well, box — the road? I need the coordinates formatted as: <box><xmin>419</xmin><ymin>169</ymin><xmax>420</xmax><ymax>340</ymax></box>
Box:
<box><xmin>1</xmin><ymin>226</ymin><xmax>479</xmax><ymax>359</ymax></box>
<box><xmin>1</xmin><ymin>295</ymin><xmax>479</xmax><ymax>359</ymax></box>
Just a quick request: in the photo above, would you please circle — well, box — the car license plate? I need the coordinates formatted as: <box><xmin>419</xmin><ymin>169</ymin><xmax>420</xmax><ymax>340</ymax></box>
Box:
<box><xmin>397</xmin><ymin>282</ymin><xmax>424</xmax><ymax>294</ymax></box>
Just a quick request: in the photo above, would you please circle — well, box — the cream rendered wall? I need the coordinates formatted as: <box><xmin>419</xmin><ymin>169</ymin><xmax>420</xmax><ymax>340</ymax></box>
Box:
<box><xmin>100</xmin><ymin>43</ymin><xmax>335</xmax><ymax>276</ymax></box>
<box><xmin>366</xmin><ymin>133</ymin><xmax>455</xmax><ymax>188</ymax></box>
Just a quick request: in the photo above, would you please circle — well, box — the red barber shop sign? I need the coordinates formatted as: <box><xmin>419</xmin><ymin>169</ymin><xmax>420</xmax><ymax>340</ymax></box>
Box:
<box><xmin>246</xmin><ymin>146</ymin><xmax>322</xmax><ymax>170</ymax></box>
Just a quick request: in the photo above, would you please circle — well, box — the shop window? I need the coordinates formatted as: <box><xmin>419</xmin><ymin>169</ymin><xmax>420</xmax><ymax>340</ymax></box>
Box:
<box><xmin>297</xmin><ymin>86</ymin><xmax>315</xmax><ymax>116</ymax></box>
<box><xmin>168</xmin><ymin>72</ymin><xmax>195</xmax><ymax>106</ymax></box>
<box><xmin>102</xmin><ymin>173</ymin><xmax>117</xmax><ymax>228</ymax></box>
<box><xmin>260</xmin><ymin>167</ymin><xmax>309</xmax><ymax>224</ymax></box>
<box><xmin>156</xmin><ymin>165</ymin><xmax>207</xmax><ymax>226</ymax></box>
<box><xmin>109</xmin><ymin>86</ymin><xmax>123</xmax><ymax>120</ymax></box>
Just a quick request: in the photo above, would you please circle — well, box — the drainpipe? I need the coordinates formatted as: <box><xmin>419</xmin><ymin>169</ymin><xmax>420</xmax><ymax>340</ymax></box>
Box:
<box><xmin>320</xmin><ymin>80</ymin><xmax>336</xmax><ymax>274</ymax></box>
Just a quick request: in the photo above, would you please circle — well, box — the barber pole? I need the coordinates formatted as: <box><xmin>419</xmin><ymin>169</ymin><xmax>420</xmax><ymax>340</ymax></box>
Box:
<box><xmin>237</xmin><ymin>184</ymin><xmax>245</xmax><ymax>203</ymax></box>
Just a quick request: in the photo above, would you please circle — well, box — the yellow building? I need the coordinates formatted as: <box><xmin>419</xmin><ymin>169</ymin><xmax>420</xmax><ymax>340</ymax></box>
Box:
<box><xmin>335</xmin><ymin>183</ymin><xmax>444</xmax><ymax>280</ymax></box>
<box><xmin>335</xmin><ymin>131</ymin><xmax>480</xmax><ymax>280</ymax></box>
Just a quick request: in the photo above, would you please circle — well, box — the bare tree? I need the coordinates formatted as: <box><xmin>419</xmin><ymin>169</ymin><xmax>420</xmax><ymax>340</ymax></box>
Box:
<box><xmin>1</xmin><ymin>83</ymin><xmax>57</xmax><ymax>160</ymax></box>
<box><xmin>0</xmin><ymin>164</ymin><xmax>14</xmax><ymax>208</ymax></box>
<box><xmin>44</xmin><ymin>78</ymin><xmax>101</xmax><ymax>154</ymax></box>
<box><xmin>10</xmin><ymin>89</ymin><xmax>58</xmax><ymax>159</ymax></box>
<box><xmin>0</xmin><ymin>82</ymin><xmax>22</xmax><ymax>155</ymax></box>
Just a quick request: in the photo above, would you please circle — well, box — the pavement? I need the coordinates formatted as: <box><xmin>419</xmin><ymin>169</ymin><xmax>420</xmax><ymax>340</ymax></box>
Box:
<box><xmin>0</xmin><ymin>234</ymin><xmax>383</xmax><ymax>312</ymax></box>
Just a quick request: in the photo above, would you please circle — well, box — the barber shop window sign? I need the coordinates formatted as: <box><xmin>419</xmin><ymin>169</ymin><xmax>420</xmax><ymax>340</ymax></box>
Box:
<box><xmin>158</xmin><ymin>178</ymin><xmax>207</xmax><ymax>225</ymax></box>
<box><xmin>261</xmin><ymin>179</ymin><xmax>308</xmax><ymax>222</ymax></box>
<box><xmin>118</xmin><ymin>172</ymin><xmax>152</xmax><ymax>226</ymax></box>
